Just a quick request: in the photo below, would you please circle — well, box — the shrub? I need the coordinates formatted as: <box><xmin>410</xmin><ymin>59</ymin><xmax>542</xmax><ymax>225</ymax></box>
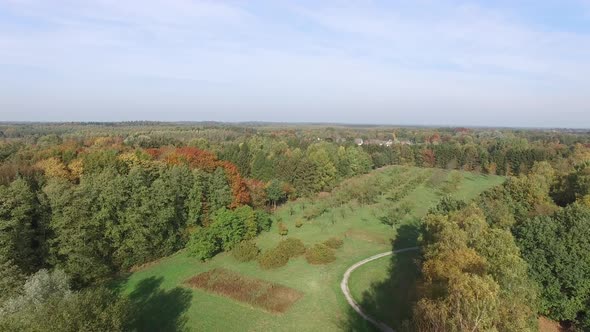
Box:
<box><xmin>323</xmin><ymin>237</ymin><xmax>343</xmax><ymax>249</ymax></box>
<box><xmin>276</xmin><ymin>238</ymin><xmax>306</xmax><ymax>258</ymax></box>
<box><xmin>305</xmin><ymin>244</ymin><xmax>336</xmax><ymax>265</ymax></box>
<box><xmin>255</xmin><ymin>210</ymin><xmax>272</xmax><ymax>232</ymax></box>
<box><xmin>278</xmin><ymin>222</ymin><xmax>288</xmax><ymax>236</ymax></box>
<box><xmin>303</xmin><ymin>205</ymin><xmax>328</xmax><ymax>220</ymax></box>
<box><xmin>187</xmin><ymin>227</ymin><xmax>220</xmax><ymax>261</ymax></box>
<box><xmin>295</xmin><ymin>220</ymin><xmax>303</xmax><ymax>228</ymax></box>
<box><xmin>210</xmin><ymin>208</ymin><xmax>248</xmax><ymax>251</ymax></box>
<box><xmin>258</xmin><ymin>248</ymin><xmax>289</xmax><ymax>270</ymax></box>
<box><xmin>232</xmin><ymin>242</ymin><xmax>260</xmax><ymax>262</ymax></box>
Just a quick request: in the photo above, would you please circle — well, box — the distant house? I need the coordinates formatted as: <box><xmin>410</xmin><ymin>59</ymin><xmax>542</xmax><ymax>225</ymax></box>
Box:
<box><xmin>356</xmin><ymin>138</ymin><xmax>395</xmax><ymax>147</ymax></box>
<box><xmin>363</xmin><ymin>139</ymin><xmax>395</xmax><ymax>147</ymax></box>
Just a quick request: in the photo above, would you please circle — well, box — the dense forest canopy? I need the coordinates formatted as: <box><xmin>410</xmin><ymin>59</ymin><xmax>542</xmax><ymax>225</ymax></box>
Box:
<box><xmin>0</xmin><ymin>122</ymin><xmax>589</xmax><ymax>331</ymax></box>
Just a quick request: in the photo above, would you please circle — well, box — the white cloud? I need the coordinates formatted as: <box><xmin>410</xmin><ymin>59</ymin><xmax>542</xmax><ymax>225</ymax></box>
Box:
<box><xmin>293</xmin><ymin>2</ymin><xmax>590</xmax><ymax>83</ymax></box>
<box><xmin>0</xmin><ymin>0</ymin><xmax>589</xmax><ymax>126</ymax></box>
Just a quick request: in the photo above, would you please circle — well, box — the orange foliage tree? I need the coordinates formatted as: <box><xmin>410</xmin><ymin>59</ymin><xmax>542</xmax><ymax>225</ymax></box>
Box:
<box><xmin>150</xmin><ymin>147</ymin><xmax>251</xmax><ymax>207</ymax></box>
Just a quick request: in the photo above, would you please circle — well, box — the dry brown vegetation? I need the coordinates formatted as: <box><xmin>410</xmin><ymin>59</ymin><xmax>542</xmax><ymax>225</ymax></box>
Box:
<box><xmin>539</xmin><ymin>317</ymin><xmax>568</xmax><ymax>332</ymax></box>
<box><xmin>185</xmin><ymin>268</ymin><xmax>303</xmax><ymax>313</ymax></box>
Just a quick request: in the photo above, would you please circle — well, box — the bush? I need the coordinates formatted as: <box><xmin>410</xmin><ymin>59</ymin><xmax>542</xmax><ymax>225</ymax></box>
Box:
<box><xmin>187</xmin><ymin>227</ymin><xmax>220</xmax><ymax>261</ymax></box>
<box><xmin>276</xmin><ymin>238</ymin><xmax>306</xmax><ymax>258</ymax></box>
<box><xmin>258</xmin><ymin>248</ymin><xmax>289</xmax><ymax>270</ymax></box>
<box><xmin>323</xmin><ymin>237</ymin><xmax>343</xmax><ymax>249</ymax></box>
<box><xmin>211</xmin><ymin>208</ymin><xmax>247</xmax><ymax>251</ymax></box>
<box><xmin>232</xmin><ymin>242</ymin><xmax>260</xmax><ymax>262</ymax></box>
<box><xmin>255</xmin><ymin>210</ymin><xmax>272</xmax><ymax>232</ymax></box>
<box><xmin>295</xmin><ymin>220</ymin><xmax>303</xmax><ymax>228</ymax></box>
<box><xmin>303</xmin><ymin>205</ymin><xmax>328</xmax><ymax>220</ymax></box>
<box><xmin>305</xmin><ymin>244</ymin><xmax>336</xmax><ymax>265</ymax></box>
<box><xmin>278</xmin><ymin>222</ymin><xmax>288</xmax><ymax>236</ymax></box>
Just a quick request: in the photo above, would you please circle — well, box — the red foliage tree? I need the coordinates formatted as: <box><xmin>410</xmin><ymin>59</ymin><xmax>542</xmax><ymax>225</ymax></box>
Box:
<box><xmin>220</xmin><ymin>161</ymin><xmax>251</xmax><ymax>207</ymax></box>
<box><xmin>145</xmin><ymin>148</ymin><xmax>162</xmax><ymax>159</ymax></box>
<box><xmin>422</xmin><ymin>149</ymin><xmax>436</xmax><ymax>168</ymax></box>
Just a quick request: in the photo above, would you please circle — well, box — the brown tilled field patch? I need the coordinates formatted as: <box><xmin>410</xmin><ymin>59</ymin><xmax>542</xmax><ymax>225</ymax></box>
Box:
<box><xmin>185</xmin><ymin>268</ymin><xmax>303</xmax><ymax>313</ymax></box>
<box><xmin>539</xmin><ymin>316</ymin><xmax>567</xmax><ymax>332</ymax></box>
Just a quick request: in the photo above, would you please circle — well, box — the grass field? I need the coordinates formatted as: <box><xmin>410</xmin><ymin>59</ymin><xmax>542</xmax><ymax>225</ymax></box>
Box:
<box><xmin>117</xmin><ymin>166</ymin><xmax>504</xmax><ymax>332</ymax></box>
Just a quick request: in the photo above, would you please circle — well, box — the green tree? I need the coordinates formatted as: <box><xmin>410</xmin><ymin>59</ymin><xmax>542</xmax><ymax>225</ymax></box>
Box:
<box><xmin>307</xmin><ymin>147</ymin><xmax>337</xmax><ymax>192</ymax></box>
<box><xmin>0</xmin><ymin>269</ymin><xmax>130</xmax><ymax>332</ymax></box>
<box><xmin>44</xmin><ymin>175</ymin><xmax>115</xmax><ymax>285</ymax></box>
<box><xmin>292</xmin><ymin>158</ymin><xmax>318</xmax><ymax>197</ymax></box>
<box><xmin>210</xmin><ymin>208</ymin><xmax>246</xmax><ymax>251</ymax></box>
<box><xmin>255</xmin><ymin>210</ymin><xmax>272</xmax><ymax>232</ymax></box>
<box><xmin>148</xmin><ymin>165</ymin><xmax>193</xmax><ymax>257</ymax></box>
<box><xmin>0</xmin><ymin>257</ymin><xmax>23</xmax><ymax>304</ymax></box>
<box><xmin>515</xmin><ymin>204</ymin><xmax>590</xmax><ymax>327</ymax></box>
<box><xmin>266</xmin><ymin>179</ymin><xmax>286</xmax><ymax>209</ymax></box>
<box><xmin>250</xmin><ymin>151</ymin><xmax>273</xmax><ymax>181</ymax></box>
<box><xmin>416</xmin><ymin>206</ymin><xmax>537</xmax><ymax>331</ymax></box>
<box><xmin>552</xmin><ymin>162</ymin><xmax>590</xmax><ymax>206</ymax></box>
<box><xmin>346</xmin><ymin>147</ymin><xmax>373</xmax><ymax>176</ymax></box>
<box><xmin>236</xmin><ymin>142</ymin><xmax>251</xmax><ymax>177</ymax></box>
<box><xmin>187</xmin><ymin>227</ymin><xmax>220</xmax><ymax>261</ymax></box>
<box><xmin>186</xmin><ymin>170</ymin><xmax>205</xmax><ymax>226</ymax></box>
<box><xmin>109</xmin><ymin>167</ymin><xmax>154</xmax><ymax>269</ymax></box>
<box><xmin>0</xmin><ymin>178</ymin><xmax>45</xmax><ymax>272</ymax></box>
<box><xmin>233</xmin><ymin>205</ymin><xmax>257</xmax><ymax>240</ymax></box>
<box><xmin>207</xmin><ymin>167</ymin><xmax>232</xmax><ymax>213</ymax></box>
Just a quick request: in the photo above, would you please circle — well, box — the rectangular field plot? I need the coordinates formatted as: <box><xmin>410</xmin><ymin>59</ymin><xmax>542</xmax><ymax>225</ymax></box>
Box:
<box><xmin>185</xmin><ymin>268</ymin><xmax>303</xmax><ymax>313</ymax></box>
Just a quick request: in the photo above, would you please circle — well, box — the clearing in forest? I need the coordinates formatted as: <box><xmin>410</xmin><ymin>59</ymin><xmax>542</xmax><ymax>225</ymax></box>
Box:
<box><xmin>120</xmin><ymin>165</ymin><xmax>504</xmax><ymax>331</ymax></box>
<box><xmin>185</xmin><ymin>268</ymin><xmax>303</xmax><ymax>313</ymax></box>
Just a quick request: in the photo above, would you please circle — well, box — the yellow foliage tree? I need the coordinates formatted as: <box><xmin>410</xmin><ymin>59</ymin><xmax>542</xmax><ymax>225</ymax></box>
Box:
<box><xmin>35</xmin><ymin>157</ymin><xmax>70</xmax><ymax>179</ymax></box>
<box><xmin>67</xmin><ymin>159</ymin><xmax>84</xmax><ymax>179</ymax></box>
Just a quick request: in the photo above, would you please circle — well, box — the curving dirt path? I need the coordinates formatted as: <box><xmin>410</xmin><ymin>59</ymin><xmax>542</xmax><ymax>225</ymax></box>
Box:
<box><xmin>340</xmin><ymin>247</ymin><xmax>419</xmax><ymax>332</ymax></box>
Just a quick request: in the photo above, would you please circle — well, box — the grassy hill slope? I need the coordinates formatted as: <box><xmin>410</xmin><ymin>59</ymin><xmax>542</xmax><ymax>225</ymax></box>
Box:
<box><xmin>118</xmin><ymin>166</ymin><xmax>504</xmax><ymax>331</ymax></box>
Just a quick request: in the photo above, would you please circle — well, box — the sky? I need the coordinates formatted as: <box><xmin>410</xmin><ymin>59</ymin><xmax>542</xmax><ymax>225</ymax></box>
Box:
<box><xmin>0</xmin><ymin>0</ymin><xmax>589</xmax><ymax>127</ymax></box>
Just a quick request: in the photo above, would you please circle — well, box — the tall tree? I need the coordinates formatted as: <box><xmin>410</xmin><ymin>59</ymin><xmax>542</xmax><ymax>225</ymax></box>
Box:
<box><xmin>515</xmin><ymin>204</ymin><xmax>590</xmax><ymax>327</ymax></box>
<box><xmin>186</xmin><ymin>170</ymin><xmax>205</xmax><ymax>226</ymax></box>
<box><xmin>44</xmin><ymin>175</ymin><xmax>115</xmax><ymax>285</ymax></box>
<box><xmin>207</xmin><ymin>167</ymin><xmax>232</xmax><ymax>213</ymax></box>
<box><xmin>266</xmin><ymin>179</ymin><xmax>286</xmax><ymax>209</ymax></box>
<box><xmin>0</xmin><ymin>178</ymin><xmax>46</xmax><ymax>272</ymax></box>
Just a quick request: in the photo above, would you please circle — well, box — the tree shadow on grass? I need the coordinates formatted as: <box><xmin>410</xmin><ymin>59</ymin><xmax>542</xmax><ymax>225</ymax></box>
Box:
<box><xmin>393</xmin><ymin>221</ymin><xmax>420</xmax><ymax>250</ymax></box>
<box><xmin>128</xmin><ymin>277</ymin><xmax>193</xmax><ymax>332</ymax></box>
<box><xmin>339</xmin><ymin>223</ymin><xmax>422</xmax><ymax>332</ymax></box>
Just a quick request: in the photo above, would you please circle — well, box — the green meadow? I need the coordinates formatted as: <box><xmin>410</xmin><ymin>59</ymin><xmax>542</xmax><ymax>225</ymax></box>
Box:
<box><xmin>119</xmin><ymin>166</ymin><xmax>504</xmax><ymax>331</ymax></box>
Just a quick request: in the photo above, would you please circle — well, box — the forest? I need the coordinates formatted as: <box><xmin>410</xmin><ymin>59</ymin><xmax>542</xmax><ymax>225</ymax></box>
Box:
<box><xmin>0</xmin><ymin>122</ymin><xmax>589</xmax><ymax>331</ymax></box>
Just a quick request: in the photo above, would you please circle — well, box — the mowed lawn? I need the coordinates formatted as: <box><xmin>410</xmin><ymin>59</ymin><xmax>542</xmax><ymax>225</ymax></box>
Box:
<box><xmin>118</xmin><ymin>166</ymin><xmax>504</xmax><ymax>332</ymax></box>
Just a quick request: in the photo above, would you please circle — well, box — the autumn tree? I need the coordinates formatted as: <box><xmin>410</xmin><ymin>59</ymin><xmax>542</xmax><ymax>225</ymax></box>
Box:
<box><xmin>415</xmin><ymin>205</ymin><xmax>537</xmax><ymax>331</ymax></box>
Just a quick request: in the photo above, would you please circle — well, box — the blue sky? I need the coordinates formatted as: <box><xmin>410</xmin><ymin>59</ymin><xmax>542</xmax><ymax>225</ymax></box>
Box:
<box><xmin>1</xmin><ymin>0</ymin><xmax>589</xmax><ymax>127</ymax></box>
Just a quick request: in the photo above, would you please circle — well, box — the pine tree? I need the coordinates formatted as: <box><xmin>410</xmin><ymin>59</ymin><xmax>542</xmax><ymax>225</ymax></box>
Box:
<box><xmin>0</xmin><ymin>178</ymin><xmax>39</xmax><ymax>272</ymax></box>
<box><xmin>186</xmin><ymin>170</ymin><xmax>205</xmax><ymax>226</ymax></box>
<box><xmin>207</xmin><ymin>167</ymin><xmax>232</xmax><ymax>213</ymax></box>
